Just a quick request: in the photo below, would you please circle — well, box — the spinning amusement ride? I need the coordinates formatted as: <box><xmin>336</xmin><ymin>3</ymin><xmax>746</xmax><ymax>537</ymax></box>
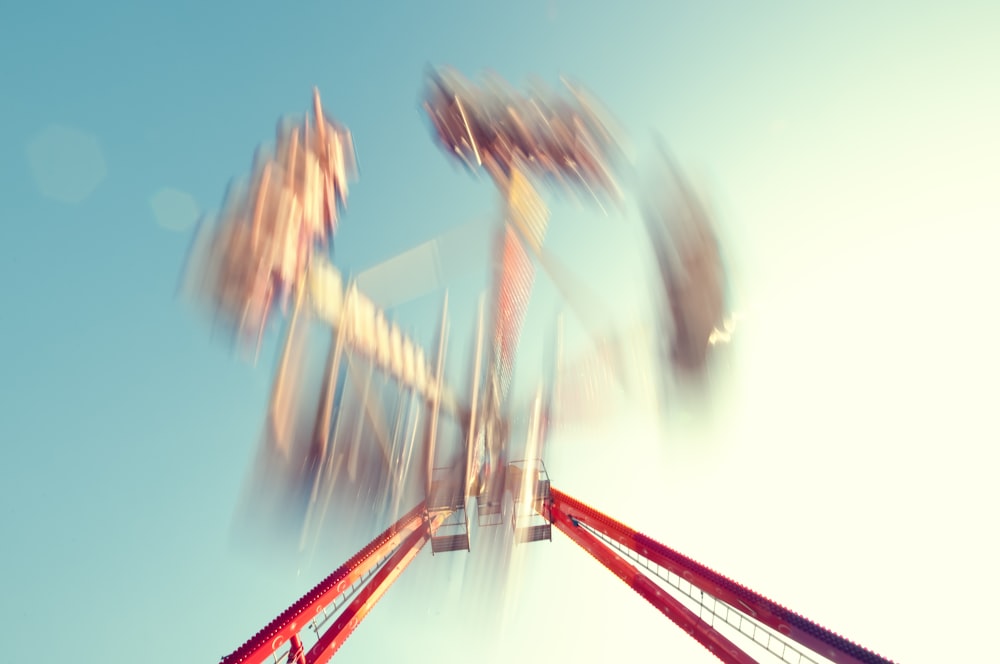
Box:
<box><xmin>183</xmin><ymin>68</ymin><xmax>895</xmax><ymax>664</ymax></box>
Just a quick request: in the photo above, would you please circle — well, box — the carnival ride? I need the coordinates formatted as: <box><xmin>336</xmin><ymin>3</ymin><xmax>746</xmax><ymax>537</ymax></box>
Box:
<box><xmin>183</xmin><ymin>69</ymin><xmax>895</xmax><ymax>664</ymax></box>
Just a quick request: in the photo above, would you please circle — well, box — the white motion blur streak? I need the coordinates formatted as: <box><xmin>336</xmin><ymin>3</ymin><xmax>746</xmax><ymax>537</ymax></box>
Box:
<box><xmin>307</xmin><ymin>256</ymin><xmax>460</xmax><ymax>416</ymax></box>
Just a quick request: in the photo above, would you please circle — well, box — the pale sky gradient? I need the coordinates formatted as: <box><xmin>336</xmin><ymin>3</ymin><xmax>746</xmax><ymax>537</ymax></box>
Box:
<box><xmin>1</xmin><ymin>2</ymin><xmax>998</xmax><ymax>663</ymax></box>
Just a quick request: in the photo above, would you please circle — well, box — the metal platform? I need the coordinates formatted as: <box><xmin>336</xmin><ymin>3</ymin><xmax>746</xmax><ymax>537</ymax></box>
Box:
<box><xmin>474</xmin><ymin>460</ymin><xmax>506</xmax><ymax>527</ymax></box>
<box><xmin>508</xmin><ymin>459</ymin><xmax>552</xmax><ymax>544</ymax></box>
<box><xmin>477</xmin><ymin>498</ymin><xmax>503</xmax><ymax>527</ymax></box>
<box><xmin>427</xmin><ymin>466</ymin><xmax>470</xmax><ymax>554</ymax></box>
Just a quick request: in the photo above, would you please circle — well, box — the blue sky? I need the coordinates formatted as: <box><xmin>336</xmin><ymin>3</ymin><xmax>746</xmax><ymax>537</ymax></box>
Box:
<box><xmin>1</xmin><ymin>2</ymin><xmax>998</xmax><ymax>662</ymax></box>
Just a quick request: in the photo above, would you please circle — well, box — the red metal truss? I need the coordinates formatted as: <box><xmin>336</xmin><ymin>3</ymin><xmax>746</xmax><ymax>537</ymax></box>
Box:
<box><xmin>220</xmin><ymin>484</ymin><xmax>896</xmax><ymax>664</ymax></box>
<box><xmin>549</xmin><ymin>488</ymin><xmax>895</xmax><ymax>664</ymax></box>
<box><xmin>491</xmin><ymin>222</ymin><xmax>536</xmax><ymax>399</ymax></box>
<box><xmin>220</xmin><ymin>503</ymin><xmax>430</xmax><ymax>664</ymax></box>
<box><xmin>552</xmin><ymin>508</ymin><xmax>754</xmax><ymax>663</ymax></box>
<box><xmin>302</xmin><ymin>524</ymin><xmax>429</xmax><ymax>663</ymax></box>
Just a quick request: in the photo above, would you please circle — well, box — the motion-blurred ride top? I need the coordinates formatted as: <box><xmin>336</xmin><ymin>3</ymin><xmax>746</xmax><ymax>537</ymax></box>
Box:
<box><xmin>642</xmin><ymin>149</ymin><xmax>729</xmax><ymax>380</ymax></box>
<box><xmin>185</xmin><ymin>89</ymin><xmax>357</xmax><ymax>351</ymax></box>
<box><xmin>422</xmin><ymin>66</ymin><xmax>623</xmax><ymax>201</ymax></box>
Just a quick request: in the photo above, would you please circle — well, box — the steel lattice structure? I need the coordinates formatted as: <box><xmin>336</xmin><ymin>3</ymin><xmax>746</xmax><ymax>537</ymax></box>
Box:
<box><xmin>220</xmin><ymin>485</ymin><xmax>893</xmax><ymax>664</ymax></box>
<box><xmin>189</xmin><ymin>70</ymin><xmax>896</xmax><ymax>664</ymax></box>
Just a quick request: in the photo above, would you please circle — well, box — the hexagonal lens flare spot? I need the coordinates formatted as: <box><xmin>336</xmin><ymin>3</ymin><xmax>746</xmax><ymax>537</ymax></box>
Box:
<box><xmin>151</xmin><ymin>187</ymin><xmax>200</xmax><ymax>232</ymax></box>
<box><xmin>26</xmin><ymin>125</ymin><xmax>108</xmax><ymax>204</ymax></box>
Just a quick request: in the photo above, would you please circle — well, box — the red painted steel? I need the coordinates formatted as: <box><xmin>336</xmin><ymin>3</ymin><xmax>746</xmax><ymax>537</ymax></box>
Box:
<box><xmin>219</xmin><ymin>503</ymin><xmax>427</xmax><ymax>664</ymax></box>
<box><xmin>491</xmin><ymin>223</ymin><xmax>535</xmax><ymax>399</ymax></box>
<box><xmin>550</xmin><ymin>506</ymin><xmax>756</xmax><ymax>664</ymax></box>
<box><xmin>286</xmin><ymin>635</ymin><xmax>305</xmax><ymax>664</ymax></box>
<box><xmin>304</xmin><ymin>525</ymin><xmax>430</xmax><ymax>663</ymax></box>
<box><xmin>550</xmin><ymin>488</ymin><xmax>894</xmax><ymax>664</ymax></box>
<box><xmin>219</xmin><ymin>486</ymin><xmax>896</xmax><ymax>664</ymax></box>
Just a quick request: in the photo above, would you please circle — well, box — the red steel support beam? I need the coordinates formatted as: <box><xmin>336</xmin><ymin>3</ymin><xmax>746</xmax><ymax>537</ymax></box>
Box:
<box><xmin>286</xmin><ymin>635</ymin><xmax>305</xmax><ymax>664</ymax></box>
<box><xmin>304</xmin><ymin>524</ymin><xmax>430</xmax><ymax>663</ymax></box>
<box><xmin>550</xmin><ymin>500</ymin><xmax>756</xmax><ymax>664</ymax></box>
<box><xmin>551</xmin><ymin>488</ymin><xmax>894</xmax><ymax>664</ymax></box>
<box><xmin>220</xmin><ymin>503</ymin><xmax>427</xmax><ymax>664</ymax></box>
